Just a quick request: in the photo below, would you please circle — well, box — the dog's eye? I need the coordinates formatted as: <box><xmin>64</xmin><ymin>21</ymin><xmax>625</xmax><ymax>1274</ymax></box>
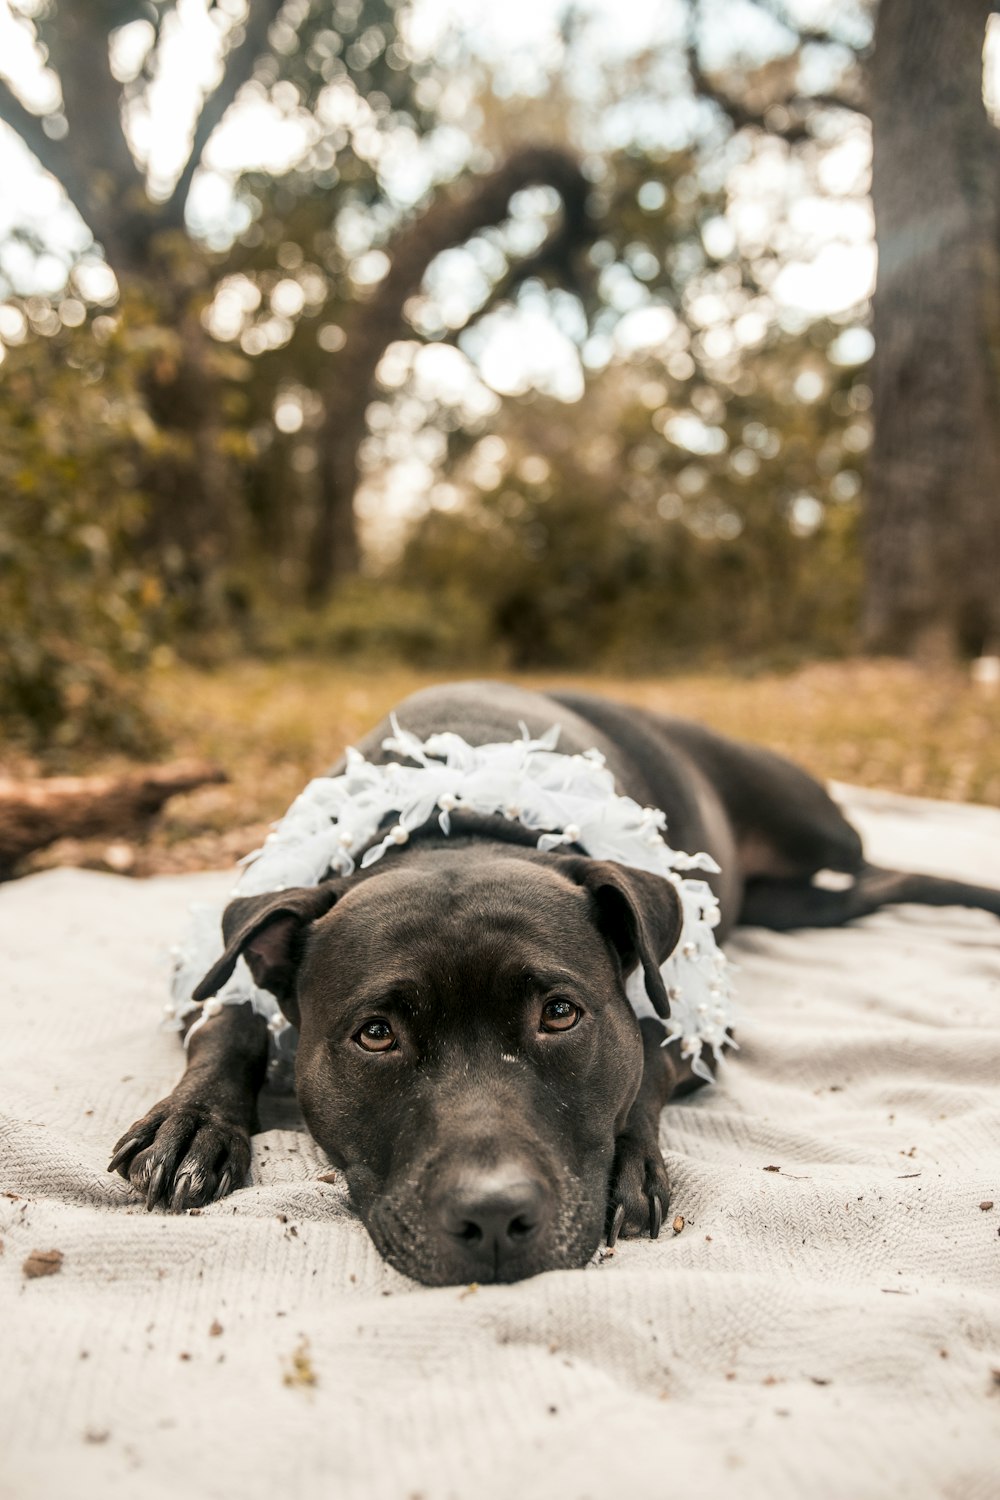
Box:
<box><xmin>540</xmin><ymin>999</ymin><xmax>582</xmax><ymax>1033</ymax></box>
<box><xmin>354</xmin><ymin>1019</ymin><xmax>397</xmax><ymax>1053</ymax></box>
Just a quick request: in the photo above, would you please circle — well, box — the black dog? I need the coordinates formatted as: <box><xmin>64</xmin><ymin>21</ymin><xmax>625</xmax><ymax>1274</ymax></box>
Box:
<box><xmin>109</xmin><ymin>682</ymin><xmax>1000</xmax><ymax>1284</ymax></box>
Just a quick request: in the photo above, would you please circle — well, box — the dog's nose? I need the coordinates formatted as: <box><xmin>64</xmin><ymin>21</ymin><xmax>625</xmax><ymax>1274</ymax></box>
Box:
<box><xmin>438</xmin><ymin>1165</ymin><xmax>547</xmax><ymax>1261</ymax></box>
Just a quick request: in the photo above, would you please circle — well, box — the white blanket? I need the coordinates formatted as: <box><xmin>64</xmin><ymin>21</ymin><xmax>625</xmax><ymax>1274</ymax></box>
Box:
<box><xmin>1</xmin><ymin>786</ymin><xmax>998</xmax><ymax>1500</ymax></box>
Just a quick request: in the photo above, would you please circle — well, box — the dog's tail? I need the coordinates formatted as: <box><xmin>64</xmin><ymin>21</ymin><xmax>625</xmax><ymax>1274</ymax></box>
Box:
<box><xmin>738</xmin><ymin>864</ymin><xmax>1000</xmax><ymax>931</ymax></box>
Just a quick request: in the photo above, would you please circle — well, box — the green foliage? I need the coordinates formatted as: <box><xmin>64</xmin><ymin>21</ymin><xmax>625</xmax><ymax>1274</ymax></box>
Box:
<box><xmin>0</xmin><ymin>2</ymin><xmax>877</xmax><ymax>757</ymax></box>
<box><xmin>395</xmin><ymin>327</ymin><xmax>867</xmax><ymax>670</ymax></box>
<box><xmin>0</xmin><ymin>310</ymin><xmax>168</xmax><ymax>755</ymax></box>
<box><xmin>275</xmin><ymin>578</ymin><xmax>499</xmax><ymax>668</ymax></box>
<box><xmin>396</xmin><ymin>489</ymin><xmax>860</xmax><ymax>672</ymax></box>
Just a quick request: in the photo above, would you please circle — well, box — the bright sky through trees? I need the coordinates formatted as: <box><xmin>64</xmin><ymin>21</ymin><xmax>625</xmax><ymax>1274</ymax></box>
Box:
<box><xmin>0</xmin><ymin>0</ymin><xmax>996</xmax><ymax>399</ymax></box>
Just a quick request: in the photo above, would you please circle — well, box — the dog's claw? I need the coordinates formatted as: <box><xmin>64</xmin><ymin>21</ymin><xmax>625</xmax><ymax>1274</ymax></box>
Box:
<box><xmin>110</xmin><ymin>1099</ymin><xmax>251</xmax><ymax>1214</ymax></box>
<box><xmin>171</xmin><ymin>1173</ymin><xmax>192</xmax><ymax>1212</ymax></box>
<box><xmin>146</xmin><ymin>1162</ymin><xmax>166</xmax><ymax>1211</ymax></box>
<box><xmin>607</xmin><ymin>1131</ymin><xmax>670</xmax><ymax>1244</ymax></box>
<box><xmin>107</xmin><ymin>1140</ymin><xmax>144</xmax><ymax>1176</ymax></box>
<box><xmin>107</xmin><ymin>1136</ymin><xmax>143</xmax><ymax>1175</ymax></box>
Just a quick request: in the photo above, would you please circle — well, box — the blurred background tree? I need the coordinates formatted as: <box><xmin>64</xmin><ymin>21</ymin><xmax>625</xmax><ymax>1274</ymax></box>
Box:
<box><xmin>681</xmin><ymin>0</ymin><xmax>1000</xmax><ymax>660</ymax></box>
<box><xmin>867</xmin><ymin>0</ymin><xmax>1000</xmax><ymax>661</ymax></box>
<box><xmin>0</xmin><ymin>0</ymin><xmax>998</xmax><ymax>756</ymax></box>
<box><xmin>0</xmin><ymin>1</ymin><xmax>591</xmax><ymax>603</ymax></box>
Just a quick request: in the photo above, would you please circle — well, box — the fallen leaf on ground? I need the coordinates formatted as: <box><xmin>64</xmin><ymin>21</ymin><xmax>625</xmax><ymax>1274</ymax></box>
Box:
<box><xmin>23</xmin><ymin>1248</ymin><xmax>63</xmax><ymax>1279</ymax></box>
<box><xmin>283</xmin><ymin>1337</ymin><xmax>317</xmax><ymax>1389</ymax></box>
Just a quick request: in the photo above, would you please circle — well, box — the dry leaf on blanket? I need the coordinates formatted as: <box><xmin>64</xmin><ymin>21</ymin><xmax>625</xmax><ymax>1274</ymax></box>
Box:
<box><xmin>22</xmin><ymin>1248</ymin><xmax>63</xmax><ymax>1279</ymax></box>
<box><xmin>283</xmin><ymin>1337</ymin><xmax>317</xmax><ymax>1389</ymax></box>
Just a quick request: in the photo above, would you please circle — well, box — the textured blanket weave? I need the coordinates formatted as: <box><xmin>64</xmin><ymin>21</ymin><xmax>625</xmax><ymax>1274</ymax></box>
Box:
<box><xmin>0</xmin><ymin>786</ymin><xmax>998</xmax><ymax>1500</ymax></box>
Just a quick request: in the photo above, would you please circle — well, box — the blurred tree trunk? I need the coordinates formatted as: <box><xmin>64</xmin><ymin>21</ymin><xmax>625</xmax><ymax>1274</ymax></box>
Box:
<box><xmin>137</xmin><ymin>294</ymin><xmax>236</xmax><ymax>618</ymax></box>
<box><xmin>308</xmin><ymin>146</ymin><xmax>592</xmax><ymax>603</ymax></box>
<box><xmin>0</xmin><ymin>1</ymin><xmax>285</xmax><ymax>617</ymax></box>
<box><xmin>865</xmin><ymin>0</ymin><xmax>1000</xmax><ymax>659</ymax></box>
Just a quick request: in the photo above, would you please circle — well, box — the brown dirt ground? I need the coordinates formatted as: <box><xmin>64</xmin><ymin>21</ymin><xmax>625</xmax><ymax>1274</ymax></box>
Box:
<box><xmin>8</xmin><ymin>658</ymin><xmax>1000</xmax><ymax>879</ymax></box>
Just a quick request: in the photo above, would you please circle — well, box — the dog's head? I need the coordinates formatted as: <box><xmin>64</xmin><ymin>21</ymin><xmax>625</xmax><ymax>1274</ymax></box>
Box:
<box><xmin>194</xmin><ymin>846</ymin><xmax>682</xmax><ymax>1284</ymax></box>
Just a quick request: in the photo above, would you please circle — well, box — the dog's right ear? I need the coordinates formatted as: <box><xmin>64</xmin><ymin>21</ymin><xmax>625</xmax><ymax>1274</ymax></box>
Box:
<box><xmin>192</xmin><ymin>885</ymin><xmax>342</xmax><ymax>1012</ymax></box>
<box><xmin>552</xmin><ymin>855</ymin><xmax>684</xmax><ymax>1019</ymax></box>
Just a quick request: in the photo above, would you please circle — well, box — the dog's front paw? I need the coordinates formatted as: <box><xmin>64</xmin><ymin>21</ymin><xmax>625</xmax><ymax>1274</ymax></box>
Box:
<box><xmin>108</xmin><ymin>1100</ymin><xmax>251</xmax><ymax>1211</ymax></box>
<box><xmin>607</xmin><ymin>1131</ymin><xmax>670</xmax><ymax>1246</ymax></box>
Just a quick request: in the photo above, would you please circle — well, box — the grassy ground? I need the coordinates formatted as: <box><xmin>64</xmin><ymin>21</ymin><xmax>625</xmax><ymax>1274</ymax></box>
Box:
<box><xmin>17</xmin><ymin>657</ymin><xmax>1000</xmax><ymax>877</ymax></box>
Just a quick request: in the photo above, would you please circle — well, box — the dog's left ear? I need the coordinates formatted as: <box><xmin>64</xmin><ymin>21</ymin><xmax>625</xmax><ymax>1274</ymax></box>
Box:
<box><xmin>559</xmin><ymin>857</ymin><xmax>683</xmax><ymax>1018</ymax></box>
<box><xmin>191</xmin><ymin>884</ymin><xmax>343</xmax><ymax>1016</ymax></box>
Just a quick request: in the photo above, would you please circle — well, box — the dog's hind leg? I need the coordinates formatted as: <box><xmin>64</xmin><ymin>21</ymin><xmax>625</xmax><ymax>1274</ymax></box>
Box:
<box><xmin>553</xmin><ymin>693</ymin><xmax>864</xmax><ymax>883</ymax></box>
<box><xmin>640</xmin><ymin>712</ymin><xmax>866</xmax><ymax>881</ymax></box>
<box><xmin>108</xmin><ymin>1003</ymin><xmax>268</xmax><ymax>1211</ymax></box>
<box><xmin>637</xmin><ymin>714</ymin><xmax>1000</xmax><ymax>928</ymax></box>
<box><xmin>739</xmin><ymin>864</ymin><xmax>1000</xmax><ymax>931</ymax></box>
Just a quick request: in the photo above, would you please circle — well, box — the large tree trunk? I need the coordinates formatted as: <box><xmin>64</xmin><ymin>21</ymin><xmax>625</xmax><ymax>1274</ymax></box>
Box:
<box><xmin>865</xmin><ymin>0</ymin><xmax>1000</xmax><ymax>660</ymax></box>
<box><xmin>307</xmin><ymin>147</ymin><xmax>592</xmax><ymax>603</ymax></box>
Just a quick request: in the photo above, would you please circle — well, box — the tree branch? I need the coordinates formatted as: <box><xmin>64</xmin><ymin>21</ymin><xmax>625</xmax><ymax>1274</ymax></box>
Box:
<box><xmin>806</xmin><ymin>89</ymin><xmax>868</xmax><ymax>115</ymax></box>
<box><xmin>687</xmin><ymin>40</ymin><xmax>867</xmax><ymax>141</ymax></box>
<box><xmin>684</xmin><ymin>0</ymin><xmax>868</xmax><ymax>138</ymax></box>
<box><xmin>160</xmin><ymin>0</ymin><xmax>286</xmax><ymax>231</ymax></box>
<box><xmin>688</xmin><ymin>43</ymin><xmax>804</xmax><ymax>142</ymax></box>
<box><xmin>0</xmin><ymin>76</ymin><xmax>108</xmax><ymax>247</ymax></box>
<box><xmin>307</xmin><ymin>145</ymin><xmax>596</xmax><ymax>600</ymax></box>
<box><xmin>0</xmin><ymin>71</ymin><xmax>148</xmax><ymax>271</ymax></box>
<box><xmin>0</xmin><ymin>80</ymin><xmax>69</xmax><ymax>183</ymax></box>
<box><xmin>0</xmin><ymin>760</ymin><xmax>226</xmax><ymax>876</ymax></box>
<box><xmin>37</xmin><ymin>5</ymin><xmax>150</xmax><ymax>271</ymax></box>
<box><xmin>740</xmin><ymin>0</ymin><xmax>861</xmax><ymax>50</ymax></box>
<box><xmin>375</xmin><ymin>145</ymin><xmax>593</xmax><ymax>349</ymax></box>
